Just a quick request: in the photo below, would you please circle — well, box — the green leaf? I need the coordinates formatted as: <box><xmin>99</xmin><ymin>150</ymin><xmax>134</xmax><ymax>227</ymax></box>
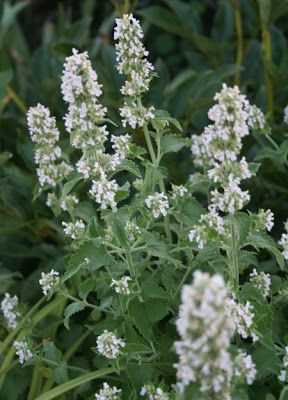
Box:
<box><xmin>280</xmin><ymin>387</ymin><xmax>288</xmax><ymax>400</ymax></box>
<box><xmin>61</xmin><ymin>175</ymin><xmax>82</xmax><ymax>197</ymax></box>
<box><xmin>35</xmin><ymin>368</ymin><xmax>116</xmax><ymax>400</ymax></box>
<box><xmin>113</xmin><ymin>160</ymin><xmax>142</xmax><ymax>178</ymax></box>
<box><xmin>245</xmin><ymin>232</ymin><xmax>285</xmax><ymax>270</ymax></box>
<box><xmin>160</xmin><ymin>135</ymin><xmax>187</xmax><ymax>155</ymax></box>
<box><xmin>64</xmin><ymin>302</ymin><xmax>85</xmax><ymax>329</ymax></box>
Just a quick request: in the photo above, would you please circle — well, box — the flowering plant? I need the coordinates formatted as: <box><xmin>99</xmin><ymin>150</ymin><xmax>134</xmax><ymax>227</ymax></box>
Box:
<box><xmin>1</xmin><ymin>10</ymin><xmax>288</xmax><ymax>400</ymax></box>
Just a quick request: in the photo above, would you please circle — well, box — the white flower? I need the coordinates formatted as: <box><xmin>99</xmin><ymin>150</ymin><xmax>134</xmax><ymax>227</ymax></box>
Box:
<box><xmin>62</xmin><ymin>219</ymin><xmax>86</xmax><ymax>240</ymax></box>
<box><xmin>145</xmin><ymin>192</ymin><xmax>169</xmax><ymax>218</ymax></box>
<box><xmin>226</xmin><ymin>298</ymin><xmax>258</xmax><ymax>342</ymax></box>
<box><xmin>279</xmin><ymin>221</ymin><xmax>288</xmax><ymax>260</ymax></box>
<box><xmin>234</xmin><ymin>351</ymin><xmax>257</xmax><ymax>385</ymax></box>
<box><xmin>175</xmin><ymin>271</ymin><xmax>235</xmax><ymax>399</ymax></box>
<box><xmin>39</xmin><ymin>269</ymin><xmax>60</xmax><ymax>296</ymax></box>
<box><xmin>14</xmin><ymin>339</ymin><xmax>33</xmax><ymax>365</ymax></box>
<box><xmin>1</xmin><ymin>293</ymin><xmax>19</xmax><ymax>329</ymax></box>
<box><xmin>27</xmin><ymin>104</ymin><xmax>71</xmax><ymax>187</ymax></box>
<box><xmin>279</xmin><ymin>369</ymin><xmax>287</xmax><ymax>383</ymax></box>
<box><xmin>60</xmin><ymin>194</ymin><xmax>79</xmax><ymax>211</ymax></box>
<box><xmin>171</xmin><ymin>184</ymin><xmax>188</xmax><ymax>200</ymax></box>
<box><xmin>111</xmin><ymin>276</ymin><xmax>132</xmax><ymax>295</ymax></box>
<box><xmin>140</xmin><ymin>384</ymin><xmax>169</xmax><ymax>400</ymax></box>
<box><xmin>120</xmin><ymin>101</ymin><xmax>155</xmax><ymax>129</ymax></box>
<box><xmin>256</xmin><ymin>209</ymin><xmax>274</xmax><ymax>232</ymax></box>
<box><xmin>89</xmin><ymin>176</ymin><xmax>119</xmax><ymax>211</ymax></box>
<box><xmin>125</xmin><ymin>221</ymin><xmax>141</xmax><ymax>241</ymax></box>
<box><xmin>96</xmin><ymin>330</ymin><xmax>125</xmax><ymax>359</ymax></box>
<box><xmin>249</xmin><ymin>269</ymin><xmax>271</xmax><ymax>298</ymax></box>
<box><xmin>114</xmin><ymin>14</ymin><xmax>154</xmax><ymax>97</ymax></box>
<box><xmin>95</xmin><ymin>382</ymin><xmax>122</xmax><ymax>400</ymax></box>
<box><xmin>284</xmin><ymin>105</ymin><xmax>288</xmax><ymax>125</ymax></box>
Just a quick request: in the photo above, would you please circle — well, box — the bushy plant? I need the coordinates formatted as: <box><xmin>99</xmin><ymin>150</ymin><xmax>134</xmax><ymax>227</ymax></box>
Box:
<box><xmin>2</xmin><ymin>3</ymin><xmax>288</xmax><ymax>400</ymax></box>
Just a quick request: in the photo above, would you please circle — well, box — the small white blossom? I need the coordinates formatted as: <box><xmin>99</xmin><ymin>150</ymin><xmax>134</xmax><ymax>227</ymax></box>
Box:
<box><xmin>140</xmin><ymin>384</ymin><xmax>169</xmax><ymax>400</ymax></box>
<box><xmin>145</xmin><ymin>192</ymin><xmax>169</xmax><ymax>218</ymax></box>
<box><xmin>279</xmin><ymin>369</ymin><xmax>287</xmax><ymax>382</ymax></box>
<box><xmin>249</xmin><ymin>269</ymin><xmax>271</xmax><ymax>298</ymax></box>
<box><xmin>60</xmin><ymin>194</ymin><xmax>79</xmax><ymax>211</ymax></box>
<box><xmin>278</xmin><ymin>347</ymin><xmax>288</xmax><ymax>383</ymax></box>
<box><xmin>96</xmin><ymin>330</ymin><xmax>125</xmax><ymax>359</ymax></box>
<box><xmin>256</xmin><ymin>209</ymin><xmax>274</xmax><ymax>232</ymax></box>
<box><xmin>120</xmin><ymin>101</ymin><xmax>155</xmax><ymax>129</ymax></box>
<box><xmin>125</xmin><ymin>221</ymin><xmax>141</xmax><ymax>241</ymax></box>
<box><xmin>279</xmin><ymin>221</ymin><xmax>288</xmax><ymax>260</ymax></box>
<box><xmin>171</xmin><ymin>184</ymin><xmax>188</xmax><ymax>200</ymax></box>
<box><xmin>234</xmin><ymin>351</ymin><xmax>257</xmax><ymax>385</ymax></box>
<box><xmin>14</xmin><ymin>339</ymin><xmax>33</xmax><ymax>365</ymax></box>
<box><xmin>89</xmin><ymin>176</ymin><xmax>119</xmax><ymax>211</ymax></box>
<box><xmin>227</xmin><ymin>298</ymin><xmax>258</xmax><ymax>342</ymax></box>
<box><xmin>175</xmin><ymin>271</ymin><xmax>235</xmax><ymax>399</ymax></box>
<box><xmin>39</xmin><ymin>269</ymin><xmax>60</xmax><ymax>296</ymax></box>
<box><xmin>111</xmin><ymin>276</ymin><xmax>132</xmax><ymax>295</ymax></box>
<box><xmin>1</xmin><ymin>293</ymin><xmax>19</xmax><ymax>329</ymax></box>
<box><xmin>284</xmin><ymin>105</ymin><xmax>288</xmax><ymax>125</ymax></box>
<box><xmin>62</xmin><ymin>219</ymin><xmax>85</xmax><ymax>240</ymax></box>
<box><xmin>95</xmin><ymin>382</ymin><xmax>122</xmax><ymax>400</ymax></box>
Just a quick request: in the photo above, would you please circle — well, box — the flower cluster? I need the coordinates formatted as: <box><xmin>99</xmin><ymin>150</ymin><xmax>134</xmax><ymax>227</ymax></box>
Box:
<box><xmin>171</xmin><ymin>184</ymin><xmax>188</xmax><ymax>200</ymax></box>
<box><xmin>14</xmin><ymin>339</ymin><xmax>33</xmax><ymax>365</ymax></box>
<box><xmin>62</xmin><ymin>220</ymin><xmax>86</xmax><ymax>240</ymax></box>
<box><xmin>111</xmin><ymin>276</ymin><xmax>132</xmax><ymax>295</ymax></box>
<box><xmin>114</xmin><ymin>14</ymin><xmax>155</xmax><ymax>128</ymax></box>
<box><xmin>39</xmin><ymin>269</ymin><xmax>60</xmax><ymax>296</ymax></box>
<box><xmin>27</xmin><ymin>104</ymin><xmax>72</xmax><ymax>187</ymax></box>
<box><xmin>125</xmin><ymin>221</ymin><xmax>141</xmax><ymax>242</ymax></box>
<box><xmin>279</xmin><ymin>346</ymin><xmax>288</xmax><ymax>382</ymax></box>
<box><xmin>191</xmin><ymin>84</ymin><xmax>265</xmax><ymax>216</ymax></box>
<box><xmin>234</xmin><ymin>351</ymin><xmax>257</xmax><ymax>385</ymax></box>
<box><xmin>279</xmin><ymin>221</ymin><xmax>288</xmax><ymax>260</ymax></box>
<box><xmin>255</xmin><ymin>209</ymin><xmax>274</xmax><ymax>232</ymax></box>
<box><xmin>249</xmin><ymin>269</ymin><xmax>271</xmax><ymax>298</ymax></box>
<box><xmin>227</xmin><ymin>298</ymin><xmax>258</xmax><ymax>342</ymax></box>
<box><xmin>61</xmin><ymin>49</ymin><xmax>130</xmax><ymax>211</ymax></box>
<box><xmin>1</xmin><ymin>293</ymin><xmax>19</xmax><ymax>329</ymax></box>
<box><xmin>145</xmin><ymin>192</ymin><xmax>169</xmax><ymax>219</ymax></box>
<box><xmin>284</xmin><ymin>105</ymin><xmax>288</xmax><ymax>125</ymax></box>
<box><xmin>175</xmin><ymin>271</ymin><xmax>235</xmax><ymax>399</ymax></box>
<box><xmin>95</xmin><ymin>383</ymin><xmax>122</xmax><ymax>400</ymax></box>
<box><xmin>96</xmin><ymin>330</ymin><xmax>125</xmax><ymax>359</ymax></box>
<box><xmin>140</xmin><ymin>385</ymin><xmax>169</xmax><ymax>400</ymax></box>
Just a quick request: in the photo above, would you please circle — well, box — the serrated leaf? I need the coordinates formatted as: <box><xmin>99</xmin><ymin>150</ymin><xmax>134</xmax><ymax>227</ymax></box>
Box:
<box><xmin>64</xmin><ymin>302</ymin><xmax>85</xmax><ymax>329</ymax></box>
<box><xmin>160</xmin><ymin>135</ymin><xmax>187</xmax><ymax>155</ymax></box>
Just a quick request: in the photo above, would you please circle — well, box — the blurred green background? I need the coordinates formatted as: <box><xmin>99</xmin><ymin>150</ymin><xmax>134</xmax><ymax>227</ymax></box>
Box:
<box><xmin>1</xmin><ymin>0</ymin><xmax>288</xmax><ymax>299</ymax></box>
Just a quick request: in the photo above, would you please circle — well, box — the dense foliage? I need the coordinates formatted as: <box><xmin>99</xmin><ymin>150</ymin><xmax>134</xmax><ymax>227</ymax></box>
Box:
<box><xmin>2</xmin><ymin>1</ymin><xmax>288</xmax><ymax>399</ymax></box>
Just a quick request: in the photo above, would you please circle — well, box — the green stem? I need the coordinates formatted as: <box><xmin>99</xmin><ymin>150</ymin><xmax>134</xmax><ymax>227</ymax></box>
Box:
<box><xmin>262</xmin><ymin>27</ymin><xmax>273</xmax><ymax>119</ymax></box>
<box><xmin>229</xmin><ymin>218</ymin><xmax>240</xmax><ymax>291</ymax></box>
<box><xmin>28</xmin><ymin>362</ymin><xmax>43</xmax><ymax>400</ymax></box>
<box><xmin>232</xmin><ymin>0</ymin><xmax>243</xmax><ymax>86</ymax></box>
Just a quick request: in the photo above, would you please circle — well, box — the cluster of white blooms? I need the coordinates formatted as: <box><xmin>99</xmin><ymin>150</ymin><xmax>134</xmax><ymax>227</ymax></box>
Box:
<box><xmin>171</xmin><ymin>184</ymin><xmax>188</xmax><ymax>200</ymax></box>
<box><xmin>95</xmin><ymin>382</ymin><xmax>122</xmax><ymax>400</ymax></box>
<box><xmin>191</xmin><ymin>84</ymin><xmax>265</xmax><ymax>216</ymax></box>
<box><xmin>175</xmin><ymin>271</ymin><xmax>235</xmax><ymax>399</ymax></box>
<box><xmin>234</xmin><ymin>351</ymin><xmax>257</xmax><ymax>385</ymax></box>
<box><xmin>284</xmin><ymin>106</ymin><xmax>288</xmax><ymax>125</ymax></box>
<box><xmin>125</xmin><ymin>221</ymin><xmax>141</xmax><ymax>241</ymax></box>
<box><xmin>1</xmin><ymin>293</ymin><xmax>19</xmax><ymax>329</ymax></box>
<box><xmin>60</xmin><ymin>194</ymin><xmax>79</xmax><ymax>212</ymax></box>
<box><xmin>145</xmin><ymin>193</ymin><xmax>169</xmax><ymax>218</ymax></box>
<box><xmin>62</xmin><ymin>219</ymin><xmax>86</xmax><ymax>240</ymax></box>
<box><xmin>114</xmin><ymin>14</ymin><xmax>155</xmax><ymax>128</ymax></box>
<box><xmin>39</xmin><ymin>269</ymin><xmax>60</xmax><ymax>296</ymax></box>
<box><xmin>279</xmin><ymin>221</ymin><xmax>288</xmax><ymax>260</ymax></box>
<box><xmin>61</xmin><ymin>49</ymin><xmax>130</xmax><ymax>211</ymax></box>
<box><xmin>140</xmin><ymin>385</ymin><xmax>169</xmax><ymax>400</ymax></box>
<box><xmin>89</xmin><ymin>177</ymin><xmax>118</xmax><ymax>211</ymax></box>
<box><xmin>249</xmin><ymin>269</ymin><xmax>271</xmax><ymax>298</ymax></box>
<box><xmin>14</xmin><ymin>339</ymin><xmax>33</xmax><ymax>365</ymax></box>
<box><xmin>96</xmin><ymin>330</ymin><xmax>125</xmax><ymax>359</ymax></box>
<box><xmin>188</xmin><ymin>209</ymin><xmax>226</xmax><ymax>249</ymax></box>
<box><xmin>226</xmin><ymin>298</ymin><xmax>258</xmax><ymax>342</ymax></box>
<box><xmin>111</xmin><ymin>276</ymin><xmax>131</xmax><ymax>295</ymax></box>
<box><xmin>27</xmin><ymin>104</ymin><xmax>72</xmax><ymax>187</ymax></box>
<box><xmin>279</xmin><ymin>346</ymin><xmax>288</xmax><ymax>383</ymax></box>
<box><xmin>255</xmin><ymin>209</ymin><xmax>274</xmax><ymax>231</ymax></box>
